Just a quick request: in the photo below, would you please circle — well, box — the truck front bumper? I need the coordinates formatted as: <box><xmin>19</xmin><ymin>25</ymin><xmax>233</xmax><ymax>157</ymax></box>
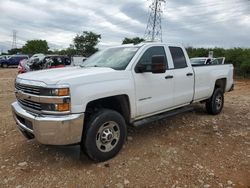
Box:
<box><xmin>11</xmin><ymin>102</ymin><xmax>84</xmax><ymax>145</ymax></box>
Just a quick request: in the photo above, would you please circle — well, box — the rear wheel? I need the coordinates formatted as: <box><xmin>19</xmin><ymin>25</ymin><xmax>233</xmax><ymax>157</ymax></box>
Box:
<box><xmin>82</xmin><ymin>109</ymin><xmax>126</xmax><ymax>162</ymax></box>
<box><xmin>206</xmin><ymin>88</ymin><xmax>224</xmax><ymax>115</ymax></box>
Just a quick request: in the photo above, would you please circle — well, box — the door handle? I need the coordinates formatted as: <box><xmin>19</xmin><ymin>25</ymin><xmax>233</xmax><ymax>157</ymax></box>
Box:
<box><xmin>165</xmin><ymin>75</ymin><xmax>174</xmax><ymax>79</ymax></box>
<box><xmin>186</xmin><ymin>73</ymin><xmax>193</xmax><ymax>76</ymax></box>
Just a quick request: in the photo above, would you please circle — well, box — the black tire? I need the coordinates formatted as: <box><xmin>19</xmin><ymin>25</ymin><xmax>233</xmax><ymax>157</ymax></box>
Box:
<box><xmin>2</xmin><ymin>63</ymin><xmax>8</xmax><ymax>68</ymax></box>
<box><xmin>82</xmin><ymin>109</ymin><xmax>126</xmax><ymax>162</ymax></box>
<box><xmin>206</xmin><ymin>88</ymin><xmax>224</xmax><ymax>115</ymax></box>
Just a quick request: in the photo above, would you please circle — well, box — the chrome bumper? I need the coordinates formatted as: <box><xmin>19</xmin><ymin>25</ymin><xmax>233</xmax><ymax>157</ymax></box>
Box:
<box><xmin>11</xmin><ymin>101</ymin><xmax>84</xmax><ymax>145</ymax></box>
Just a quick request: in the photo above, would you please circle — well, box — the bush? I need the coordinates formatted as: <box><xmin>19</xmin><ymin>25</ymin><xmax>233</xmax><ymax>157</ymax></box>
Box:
<box><xmin>238</xmin><ymin>60</ymin><xmax>250</xmax><ymax>77</ymax></box>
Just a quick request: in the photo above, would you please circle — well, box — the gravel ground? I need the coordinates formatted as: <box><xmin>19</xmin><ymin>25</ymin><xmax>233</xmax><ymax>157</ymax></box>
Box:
<box><xmin>0</xmin><ymin>68</ymin><xmax>249</xmax><ymax>188</ymax></box>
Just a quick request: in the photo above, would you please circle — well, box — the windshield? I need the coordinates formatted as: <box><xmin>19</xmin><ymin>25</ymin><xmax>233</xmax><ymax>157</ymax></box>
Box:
<box><xmin>190</xmin><ymin>58</ymin><xmax>206</xmax><ymax>65</ymax></box>
<box><xmin>81</xmin><ymin>47</ymin><xmax>139</xmax><ymax>70</ymax></box>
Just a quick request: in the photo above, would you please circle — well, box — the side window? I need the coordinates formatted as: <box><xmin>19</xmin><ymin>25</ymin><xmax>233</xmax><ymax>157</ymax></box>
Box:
<box><xmin>169</xmin><ymin>47</ymin><xmax>187</xmax><ymax>69</ymax></box>
<box><xmin>137</xmin><ymin>46</ymin><xmax>167</xmax><ymax>72</ymax></box>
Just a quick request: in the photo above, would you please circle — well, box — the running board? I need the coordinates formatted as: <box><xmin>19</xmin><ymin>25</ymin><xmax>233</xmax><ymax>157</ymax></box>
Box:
<box><xmin>132</xmin><ymin>106</ymin><xmax>194</xmax><ymax>127</ymax></box>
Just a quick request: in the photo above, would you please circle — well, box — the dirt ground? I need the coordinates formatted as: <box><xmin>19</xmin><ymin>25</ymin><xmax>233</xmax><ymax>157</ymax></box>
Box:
<box><xmin>0</xmin><ymin>68</ymin><xmax>249</xmax><ymax>188</ymax></box>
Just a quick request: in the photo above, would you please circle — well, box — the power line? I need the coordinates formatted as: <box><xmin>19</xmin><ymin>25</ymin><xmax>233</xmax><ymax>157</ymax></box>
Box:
<box><xmin>145</xmin><ymin>0</ymin><xmax>166</xmax><ymax>42</ymax></box>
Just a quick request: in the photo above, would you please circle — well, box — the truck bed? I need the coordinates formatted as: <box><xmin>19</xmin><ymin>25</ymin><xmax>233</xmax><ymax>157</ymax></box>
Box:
<box><xmin>192</xmin><ymin>64</ymin><xmax>234</xmax><ymax>102</ymax></box>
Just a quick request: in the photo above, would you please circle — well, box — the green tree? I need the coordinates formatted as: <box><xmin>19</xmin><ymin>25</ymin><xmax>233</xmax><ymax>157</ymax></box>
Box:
<box><xmin>53</xmin><ymin>45</ymin><xmax>77</xmax><ymax>56</ymax></box>
<box><xmin>8</xmin><ymin>48</ymin><xmax>22</xmax><ymax>55</ymax></box>
<box><xmin>73</xmin><ymin>31</ymin><xmax>101</xmax><ymax>57</ymax></box>
<box><xmin>186</xmin><ymin>47</ymin><xmax>209</xmax><ymax>58</ymax></box>
<box><xmin>213</xmin><ymin>47</ymin><xmax>226</xmax><ymax>57</ymax></box>
<box><xmin>122</xmin><ymin>37</ymin><xmax>145</xmax><ymax>45</ymax></box>
<box><xmin>22</xmin><ymin>40</ymin><xmax>49</xmax><ymax>54</ymax></box>
<box><xmin>64</xmin><ymin>44</ymin><xmax>77</xmax><ymax>56</ymax></box>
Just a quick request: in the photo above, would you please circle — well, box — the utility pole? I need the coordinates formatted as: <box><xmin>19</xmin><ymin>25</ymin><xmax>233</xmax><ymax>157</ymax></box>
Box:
<box><xmin>12</xmin><ymin>30</ymin><xmax>17</xmax><ymax>49</ymax></box>
<box><xmin>145</xmin><ymin>0</ymin><xmax>166</xmax><ymax>42</ymax></box>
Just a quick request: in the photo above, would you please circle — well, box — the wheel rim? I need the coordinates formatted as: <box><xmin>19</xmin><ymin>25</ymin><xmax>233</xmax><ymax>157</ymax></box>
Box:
<box><xmin>215</xmin><ymin>94</ymin><xmax>223</xmax><ymax>110</ymax></box>
<box><xmin>96</xmin><ymin>121</ymin><xmax>120</xmax><ymax>152</ymax></box>
<box><xmin>3</xmin><ymin>63</ymin><xmax>7</xmax><ymax>68</ymax></box>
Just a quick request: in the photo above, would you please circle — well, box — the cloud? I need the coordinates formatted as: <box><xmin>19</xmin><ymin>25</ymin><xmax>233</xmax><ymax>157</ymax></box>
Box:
<box><xmin>0</xmin><ymin>0</ymin><xmax>250</xmax><ymax>52</ymax></box>
<box><xmin>162</xmin><ymin>0</ymin><xmax>250</xmax><ymax>47</ymax></box>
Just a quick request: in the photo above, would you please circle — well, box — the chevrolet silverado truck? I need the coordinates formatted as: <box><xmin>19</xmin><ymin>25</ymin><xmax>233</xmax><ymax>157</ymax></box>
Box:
<box><xmin>11</xmin><ymin>43</ymin><xmax>234</xmax><ymax>161</ymax></box>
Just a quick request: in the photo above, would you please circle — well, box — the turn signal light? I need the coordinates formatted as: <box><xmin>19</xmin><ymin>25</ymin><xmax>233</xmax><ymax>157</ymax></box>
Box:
<box><xmin>56</xmin><ymin>103</ymin><xmax>70</xmax><ymax>111</ymax></box>
<box><xmin>58</xmin><ymin>88</ymin><xmax>70</xmax><ymax>96</ymax></box>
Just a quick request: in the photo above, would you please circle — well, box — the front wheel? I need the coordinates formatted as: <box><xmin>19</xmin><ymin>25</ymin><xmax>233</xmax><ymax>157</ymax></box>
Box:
<box><xmin>82</xmin><ymin>109</ymin><xmax>126</xmax><ymax>162</ymax></box>
<box><xmin>206</xmin><ymin>88</ymin><xmax>224</xmax><ymax>115</ymax></box>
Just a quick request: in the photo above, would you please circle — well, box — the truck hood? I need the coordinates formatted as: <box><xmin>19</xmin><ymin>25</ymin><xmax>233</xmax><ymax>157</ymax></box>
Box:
<box><xmin>17</xmin><ymin>66</ymin><xmax>120</xmax><ymax>85</ymax></box>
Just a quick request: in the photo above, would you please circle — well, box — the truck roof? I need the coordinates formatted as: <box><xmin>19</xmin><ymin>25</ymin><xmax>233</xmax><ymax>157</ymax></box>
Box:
<box><xmin>112</xmin><ymin>42</ymin><xmax>183</xmax><ymax>48</ymax></box>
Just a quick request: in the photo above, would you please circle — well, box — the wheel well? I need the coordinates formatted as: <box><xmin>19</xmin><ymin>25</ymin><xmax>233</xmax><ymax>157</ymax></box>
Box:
<box><xmin>214</xmin><ymin>78</ymin><xmax>226</xmax><ymax>93</ymax></box>
<box><xmin>85</xmin><ymin>95</ymin><xmax>131</xmax><ymax>124</ymax></box>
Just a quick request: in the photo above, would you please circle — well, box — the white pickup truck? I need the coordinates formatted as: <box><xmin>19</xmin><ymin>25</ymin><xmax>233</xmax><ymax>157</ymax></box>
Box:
<box><xmin>12</xmin><ymin>43</ymin><xmax>234</xmax><ymax>161</ymax></box>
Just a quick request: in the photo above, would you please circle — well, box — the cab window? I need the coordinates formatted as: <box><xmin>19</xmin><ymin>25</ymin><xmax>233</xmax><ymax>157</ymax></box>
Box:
<box><xmin>169</xmin><ymin>47</ymin><xmax>187</xmax><ymax>69</ymax></box>
<box><xmin>136</xmin><ymin>46</ymin><xmax>167</xmax><ymax>72</ymax></box>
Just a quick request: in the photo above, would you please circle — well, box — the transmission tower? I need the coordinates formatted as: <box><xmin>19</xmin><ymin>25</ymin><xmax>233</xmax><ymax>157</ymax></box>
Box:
<box><xmin>144</xmin><ymin>0</ymin><xmax>166</xmax><ymax>42</ymax></box>
<box><xmin>12</xmin><ymin>30</ymin><xmax>17</xmax><ymax>49</ymax></box>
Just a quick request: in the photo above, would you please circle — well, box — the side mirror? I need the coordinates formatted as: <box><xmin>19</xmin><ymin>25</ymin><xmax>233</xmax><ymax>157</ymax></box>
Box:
<box><xmin>135</xmin><ymin>64</ymin><xmax>147</xmax><ymax>73</ymax></box>
<box><xmin>151</xmin><ymin>55</ymin><xmax>166</xmax><ymax>74</ymax></box>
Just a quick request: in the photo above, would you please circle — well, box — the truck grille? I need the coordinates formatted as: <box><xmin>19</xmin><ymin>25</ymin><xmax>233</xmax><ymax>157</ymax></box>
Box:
<box><xmin>15</xmin><ymin>83</ymin><xmax>42</xmax><ymax>112</ymax></box>
<box><xmin>15</xmin><ymin>81</ymin><xmax>70</xmax><ymax>114</ymax></box>
<box><xmin>15</xmin><ymin>83</ymin><xmax>41</xmax><ymax>95</ymax></box>
<box><xmin>17</xmin><ymin>98</ymin><xmax>42</xmax><ymax>111</ymax></box>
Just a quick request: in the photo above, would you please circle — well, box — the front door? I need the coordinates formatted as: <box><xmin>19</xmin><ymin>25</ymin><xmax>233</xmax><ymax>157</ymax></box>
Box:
<box><xmin>133</xmin><ymin>46</ymin><xmax>174</xmax><ymax>117</ymax></box>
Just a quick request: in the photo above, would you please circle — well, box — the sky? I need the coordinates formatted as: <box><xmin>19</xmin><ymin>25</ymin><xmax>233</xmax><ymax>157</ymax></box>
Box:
<box><xmin>0</xmin><ymin>0</ymin><xmax>250</xmax><ymax>52</ymax></box>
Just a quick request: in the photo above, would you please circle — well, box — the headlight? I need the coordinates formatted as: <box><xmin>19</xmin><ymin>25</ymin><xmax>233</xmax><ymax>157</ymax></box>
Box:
<box><xmin>40</xmin><ymin>88</ymin><xmax>70</xmax><ymax>96</ymax></box>
<box><xmin>41</xmin><ymin>103</ymin><xmax>70</xmax><ymax>112</ymax></box>
<box><xmin>40</xmin><ymin>86</ymin><xmax>70</xmax><ymax>113</ymax></box>
<box><xmin>52</xmin><ymin>88</ymin><xmax>70</xmax><ymax>96</ymax></box>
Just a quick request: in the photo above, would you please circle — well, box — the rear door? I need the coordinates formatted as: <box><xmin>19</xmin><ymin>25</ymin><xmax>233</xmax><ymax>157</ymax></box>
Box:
<box><xmin>133</xmin><ymin>45</ymin><xmax>174</xmax><ymax>117</ymax></box>
<box><xmin>169</xmin><ymin>46</ymin><xmax>194</xmax><ymax>107</ymax></box>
